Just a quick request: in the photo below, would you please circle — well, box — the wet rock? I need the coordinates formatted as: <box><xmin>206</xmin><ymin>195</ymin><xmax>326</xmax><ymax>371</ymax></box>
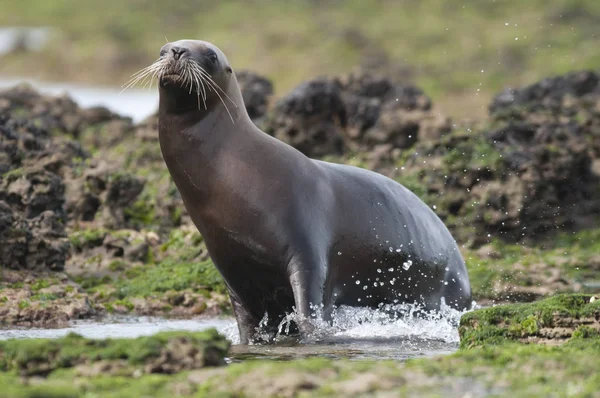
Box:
<box><xmin>1</xmin><ymin>168</ymin><xmax>65</xmax><ymax>219</ymax></box>
<box><xmin>144</xmin><ymin>336</ymin><xmax>228</xmax><ymax>374</ymax></box>
<box><xmin>489</xmin><ymin>70</ymin><xmax>600</xmax><ymax>114</ymax></box>
<box><xmin>265</xmin><ymin>72</ymin><xmax>451</xmax><ymax>156</ymax></box>
<box><xmin>100</xmin><ymin>172</ymin><xmax>145</xmax><ymax>229</ymax></box>
<box><xmin>0</xmin><ymin>272</ymin><xmax>95</xmax><ymax>327</ymax></box>
<box><xmin>265</xmin><ymin>78</ymin><xmax>346</xmax><ymax>157</ymax></box>
<box><xmin>459</xmin><ymin>294</ymin><xmax>600</xmax><ymax>347</ymax></box>
<box><xmin>0</xmin><ymin>201</ymin><xmax>69</xmax><ymax>271</ymax></box>
<box><xmin>0</xmin><ymin>329</ymin><xmax>230</xmax><ymax>377</ymax></box>
<box><xmin>402</xmin><ymin>70</ymin><xmax>600</xmax><ymax>244</ymax></box>
<box><xmin>0</xmin><ymin>83</ymin><xmax>133</xmax><ymax>142</ymax></box>
<box><xmin>236</xmin><ymin>70</ymin><xmax>274</xmax><ymax>123</ymax></box>
<box><xmin>339</xmin><ymin>72</ymin><xmax>451</xmax><ymax>148</ymax></box>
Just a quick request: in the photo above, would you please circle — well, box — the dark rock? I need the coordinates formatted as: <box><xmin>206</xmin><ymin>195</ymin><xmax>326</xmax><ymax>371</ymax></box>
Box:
<box><xmin>405</xmin><ymin>70</ymin><xmax>600</xmax><ymax>244</ymax></box>
<box><xmin>0</xmin><ymin>83</ymin><xmax>133</xmax><ymax>141</ymax></box>
<box><xmin>0</xmin><ymin>200</ymin><xmax>68</xmax><ymax>271</ymax></box>
<box><xmin>489</xmin><ymin>70</ymin><xmax>600</xmax><ymax>114</ymax></box>
<box><xmin>236</xmin><ymin>70</ymin><xmax>274</xmax><ymax>123</ymax></box>
<box><xmin>265</xmin><ymin>78</ymin><xmax>346</xmax><ymax>157</ymax></box>
<box><xmin>264</xmin><ymin>72</ymin><xmax>450</xmax><ymax>156</ymax></box>
<box><xmin>101</xmin><ymin>173</ymin><xmax>145</xmax><ymax>229</ymax></box>
<box><xmin>1</xmin><ymin>168</ymin><xmax>65</xmax><ymax>219</ymax></box>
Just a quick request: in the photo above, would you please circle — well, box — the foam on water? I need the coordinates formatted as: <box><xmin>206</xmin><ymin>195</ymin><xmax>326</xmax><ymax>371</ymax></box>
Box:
<box><xmin>223</xmin><ymin>299</ymin><xmax>478</xmax><ymax>345</ymax></box>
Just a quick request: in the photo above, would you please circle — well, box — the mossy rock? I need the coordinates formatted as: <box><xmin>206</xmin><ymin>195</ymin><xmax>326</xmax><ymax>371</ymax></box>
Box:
<box><xmin>459</xmin><ymin>294</ymin><xmax>600</xmax><ymax>348</ymax></box>
<box><xmin>0</xmin><ymin>328</ymin><xmax>229</xmax><ymax>377</ymax></box>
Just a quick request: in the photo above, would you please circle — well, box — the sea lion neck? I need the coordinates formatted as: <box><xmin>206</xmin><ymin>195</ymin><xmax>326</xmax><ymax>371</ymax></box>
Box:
<box><xmin>156</xmin><ymin>73</ymin><xmax>257</xmax><ymax>213</ymax></box>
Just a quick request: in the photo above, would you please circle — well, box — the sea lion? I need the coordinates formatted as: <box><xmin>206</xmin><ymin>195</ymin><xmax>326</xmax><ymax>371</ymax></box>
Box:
<box><xmin>136</xmin><ymin>39</ymin><xmax>471</xmax><ymax>344</ymax></box>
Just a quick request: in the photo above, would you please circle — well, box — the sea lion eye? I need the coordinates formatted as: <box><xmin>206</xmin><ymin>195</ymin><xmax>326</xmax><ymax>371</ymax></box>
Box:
<box><xmin>208</xmin><ymin>52</ymin><xmax>218</xmax><ymax>64</ymax></box>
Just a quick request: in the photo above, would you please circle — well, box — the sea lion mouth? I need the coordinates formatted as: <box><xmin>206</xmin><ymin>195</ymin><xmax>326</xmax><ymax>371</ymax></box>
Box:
<box><xmin>159</xmin><ymin>71</ymin><xmax>183</xmax><ymax>84</ymax></box>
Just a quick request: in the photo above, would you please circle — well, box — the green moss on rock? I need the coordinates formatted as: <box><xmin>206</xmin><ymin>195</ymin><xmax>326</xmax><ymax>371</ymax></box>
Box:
<box><xmin>113</xmin><ymin>259</ymin><xmax>225</xmax><ymax>299</ymax></box>
<box><xmin>459</xmin><ymin>294</ymin><xmax>600</xmax><ymax>348</ymax></box>
<box><xmin>0</xmin><ymin>328</ymin><xmax>229</xmax><ymax>377</ymax></box>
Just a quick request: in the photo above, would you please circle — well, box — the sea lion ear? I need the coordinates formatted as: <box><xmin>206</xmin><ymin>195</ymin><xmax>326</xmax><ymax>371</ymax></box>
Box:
<box><xmin>226</xmin><ymin>65</ymin><xmax>232</xmax><ymax>73</ymax></box>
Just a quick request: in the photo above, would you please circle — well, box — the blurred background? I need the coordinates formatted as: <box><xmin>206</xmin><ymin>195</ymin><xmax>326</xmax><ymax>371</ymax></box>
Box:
<box><xmin>0</xmin><ymin>0</ymin><xmax>598</xmax><ymax>119</ymax></box>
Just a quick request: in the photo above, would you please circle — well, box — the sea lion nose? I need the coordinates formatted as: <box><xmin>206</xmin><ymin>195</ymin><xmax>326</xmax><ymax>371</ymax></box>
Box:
<box><xmin>171</xmin><ymin>46</ymin><xmax>188</xmax><ymax>60</ymax></box>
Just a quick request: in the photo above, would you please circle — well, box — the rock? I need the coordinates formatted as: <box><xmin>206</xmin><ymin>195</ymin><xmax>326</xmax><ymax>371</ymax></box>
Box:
<box><xmin>236</xmin><ymin>70</ymin><xmax>274</xmax><ymax>123</ymax></box>
<box><xmin>265</xmin><ymin>78</ymin><xmax>346</xmax><ymax>157</ymax></box>
<box><xmin>264</xmin><ymin>72</ymin><xmax>451</xmax><ymax>156</ymax></box>
<box><xmin>459</xmin><ymin>294</ymin><xmax>600</xmax><ymax>347</ymax></box>
<box><xmin>489</xmin><ymin>70</ymin><xmax>600</xmax><ymax>114</ymax></box>
<box><xmin>100</xmin><ymin>172</ymin><xmax>145</xmax><ymax>229</ymax></box>
<box><xmin>402</xmin><ymin>70</ymin><xmax>600</xmax><ymax>244</ymax></box>
<box><xmin>0</xmin><ymin>329</ymin><xmax>230</xmax><ymax>377</ymax></box>
<box><xmin>0</xmin><ymin>83</ymin><xmax>133</xmax><ymax>142</ymax></box>
<box><xmin>0</xmin><ymin>201</ymin><xmax>68</xmax><ymax>271</ymax></box>
<box><xmin>1</xmin><ymin>168</ymin><xmax>65</xmax><ymax>219</ymax></box>
<box><xmin>0</xmin><ymin>276</ymin><xmax>94</xmax><ymax>327</ymax></box>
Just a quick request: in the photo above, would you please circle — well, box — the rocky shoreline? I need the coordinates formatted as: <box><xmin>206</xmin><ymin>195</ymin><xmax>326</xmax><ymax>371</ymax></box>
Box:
<box><xmin>1</xmin><ymin>69</ymin><xmax>600</xmax><ymax>327</ymax></box>
<box><xmin>0</xmin><ymin>294</ymin><xmax>598</xmax><ymax>397</ymax></box>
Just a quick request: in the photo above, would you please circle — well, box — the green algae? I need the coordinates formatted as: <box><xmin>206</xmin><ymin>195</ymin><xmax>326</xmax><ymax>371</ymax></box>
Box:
<box><xmin>1</xmin><ymin>167</ymin><xmax>25</xmax><ymax>183</ymax></box>
<box><xmin>69</xmin><ymin>227</ymin><xmax>227</xmax><ymax>312</ymax></box>
<box><xmin>4</xmin><ymin>338</ymin><xmax>594</xmax><ymax>397</ymax></box>
<box><xmin>112</xmin><ymin>259</ymin><xmax>226</xmax><ymax>299</ymax></box>
<box><xmin>1</xmin><ymin>340</ymin><xmax>598</xmax><ymax>397</ymax></box>
<box><xmin>459</xmin><ymin>294</ymin><xmax>600</xmax><ymax>348</ymax></box>
<box><xmin>1</xmin><ymin>296</ymin><xmax>600</xmax><ymax>397</ymax></box>
<box><xmin>69</xmin><ymin>228</ymin><xmax>107</xmax><ymax>251</ymax></box>
<box><xmin>0</xmin><ymin>328</ymin><xmax>229</xmax><ymax>377</ymax></box>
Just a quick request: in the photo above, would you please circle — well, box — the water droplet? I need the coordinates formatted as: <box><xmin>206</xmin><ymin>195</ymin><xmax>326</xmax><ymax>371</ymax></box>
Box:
<box><xmin>337</xmin><ymin>251</ymin><xmax>342</xmax><ymax>255</ymax></box>
<box><xmin>402</xmin><ymin>260</ymin><xmax>413</xmax><ymax>271</ymax></box>
<box><xmin>388</xmin><ymin>267</ymin><xmax>394</xmax><ymax>272</ymax></box>
<box><xmin>363</xmin><ymin>285</ymin><xmax>368</xmax><ymax>290</ymax></box>
<box><xmin>355</xmin><ymin>280</ymin><xmax>361</xmax><ymax>285</ymax></box>
<box><xmin>377</xmin><ymin>268</ymin><xmax>382</xmax><ymax>273</ymax></box>
<box><xmin>395</xmin><ymin>248</ymin><xmax>401</xmax><ymax>253</ymax></box>
<box><xmin>432</xmin><ymin>205</ymin><xmax>437</xmax><ymax>209</ymax></box>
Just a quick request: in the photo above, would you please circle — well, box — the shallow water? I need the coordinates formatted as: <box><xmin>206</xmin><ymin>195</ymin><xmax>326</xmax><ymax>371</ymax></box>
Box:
<box><xmin>0</xmin><ymin>302</ymin><xmax>470</xmax><ymax>362</ymax></box>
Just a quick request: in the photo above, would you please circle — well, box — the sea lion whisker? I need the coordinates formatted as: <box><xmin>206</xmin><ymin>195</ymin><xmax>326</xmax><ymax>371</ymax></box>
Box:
<box><xmin>147</xmin><ymin>64</ymin><xmax>165</xmax><ymax>91</ymax></box>
<box><xmin>197</xmin><ymin>67</ymin><xmax>238</xmax><ymax>107</ymax></box>
<box><xmin>190</xmin><ymin>66</ymin><xmax>234</xmax><ymax>120</ymax></box>
<box><xmin>193</xmin><ymin>64</ymin><xmax>235</xmax><ymax>104</ymax></box>
<box><xmin>128</xmin><ymin>61</ymin><xmax>161</xmax><ymax>79</ymax></box>
<box><xmin>190</xmin><ymin>64</ymin><xmax>208</xmax><ymax>105</ymax></box>
<box><xmin>120</xmin><ymin>62</ymin><xmax>165</xmax><ymax>93</ymax></box>
<box><xmin>125</xmin><ymin>60</ymin><xmax>164</xmax><ymax>85</ymax></box>
<box><xmin>196</xmin><ymin>70</ymin><xmax>234</xmax><ymax>123</ymax></box>
<box><xmin>122</xmin><ymin>68</ymin><xmax>156</xmax><ymax>89</ymax></box>
<box><xmin>120</xmin><ymin>70</ymin><xmax>156</xmax><ymax>93</ymax></box>
<box><xmin>186</xmin><ymin>68</ymin><xmax>194</xmax><ymax>95</ymax></box>
<box><xmin>191</xmin><ymin>68</ymin><xmax>207</xmax><ymax>109</ymax></box>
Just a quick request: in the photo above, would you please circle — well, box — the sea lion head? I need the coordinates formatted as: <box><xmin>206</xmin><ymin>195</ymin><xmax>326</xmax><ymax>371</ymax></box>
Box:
<box><xmin>125</xmin><ymin>39</ymin><xmax>241</xmax><ymax>119</ymax></box>
<box><xmin>157</xmin><ymin>40</ymin><xmax>233</xmax><ymax>92</ymax></box>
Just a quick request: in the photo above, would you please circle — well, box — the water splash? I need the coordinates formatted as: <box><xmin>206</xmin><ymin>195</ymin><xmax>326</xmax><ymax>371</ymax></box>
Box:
<box><xmin>223</xmin><ymin>299</ymin><xmax>478</xmax><ymax>345</ymax></box>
